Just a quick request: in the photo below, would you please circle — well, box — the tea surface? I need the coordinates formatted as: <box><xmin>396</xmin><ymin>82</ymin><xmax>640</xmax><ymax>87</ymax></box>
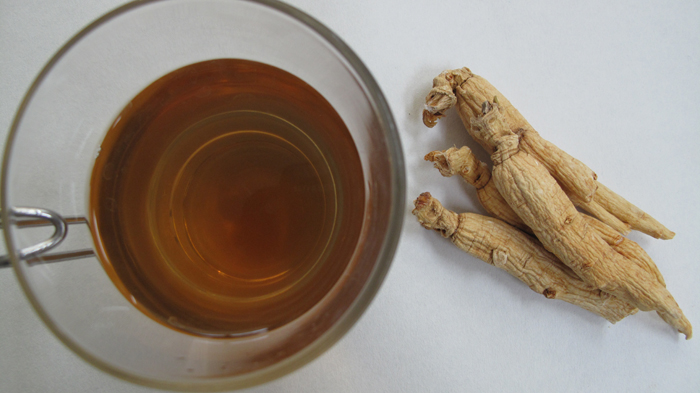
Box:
<box><xmin>90</xmin><ymin>59</ymin><xmax>364</xmax><ymax>336</ymax></box>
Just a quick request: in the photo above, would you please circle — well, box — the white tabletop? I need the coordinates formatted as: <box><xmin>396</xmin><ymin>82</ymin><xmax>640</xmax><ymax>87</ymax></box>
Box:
<box><xmin>2</xmin><ymin>0</ymin><xmax>699</xmax><ymax>392</ymax></box>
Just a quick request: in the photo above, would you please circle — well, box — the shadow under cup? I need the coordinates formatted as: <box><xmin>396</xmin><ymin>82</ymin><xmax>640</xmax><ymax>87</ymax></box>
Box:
<box><xmin>2</xmin><ymin>0</ymin><xmax>404</xmax><ymax>390</ymax></box>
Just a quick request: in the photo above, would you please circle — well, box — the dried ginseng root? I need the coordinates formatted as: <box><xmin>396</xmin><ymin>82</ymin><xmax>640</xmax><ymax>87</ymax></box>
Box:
<box><xmin>412</xmin><ymin>192</ymin><xmax>638</xmax><ymax>323</ymax></box>
<box><xmin>469</xmin><ymin>101</ymin><xmax>691</xmax><ymax>338</ymax></box>
<box><xmin>425</xmin><ymin>147</ymin><xmax>529</xmax><ymax>233</ymax></box>
<box><xmin>427</xmin><ymin>145</ymin><xmax>628</xmax><ymax>234</ymax></box>
<box><xmin>426</xmin><ymin>145</ymin><xmax>666</xmax><ymax>288</ymax></box>
<box><xmin>422</xmin><ymin>67</ymin><xmax>674</xmax><ymax>239</ymax></box>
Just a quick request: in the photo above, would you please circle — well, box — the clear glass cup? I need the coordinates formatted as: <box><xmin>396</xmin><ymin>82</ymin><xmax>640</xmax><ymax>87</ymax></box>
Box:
<box><xmin>1</xmin><ymin>0</ymin><xmax>405</xmax><ymax>390</ymax></box>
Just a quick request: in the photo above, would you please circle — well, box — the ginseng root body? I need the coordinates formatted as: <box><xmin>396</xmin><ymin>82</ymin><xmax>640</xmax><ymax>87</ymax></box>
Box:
<box><xmin>423</xmin><ymin>67</ymin><xmax>674</xmax><ymax>239</ymax></box>
<box><xmin>412</xmin><ymin>192</ymin><xmax>637</xmax><ymax>323</ymax></box>
<box><xmin>425</xmin><ymin>146</ymin><xmax>666</xmax><ymax>288</ymax></box>
<box><xmin>471</xmin><ymin>101</ymin><xmax>691</xmax><ymax>338</ymax></box>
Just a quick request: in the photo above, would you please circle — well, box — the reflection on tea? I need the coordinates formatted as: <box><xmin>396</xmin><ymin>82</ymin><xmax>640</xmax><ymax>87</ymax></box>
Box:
<box><xmin>90</xmin><ymin>59</ymin><xmax>364</xmax><ymax>336</ymax></box>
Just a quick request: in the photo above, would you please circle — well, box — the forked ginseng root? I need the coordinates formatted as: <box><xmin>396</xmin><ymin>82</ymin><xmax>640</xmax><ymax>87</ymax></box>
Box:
<box><xmin>422</xmin><ymin>68</ymin><xmax>674</xmax><ymax>239</ymax></box>
<box><xmin>467</xmin><ymin>101</ymin><xmax>690</xmax><ymax>338</ymax></box>
<box><xmin>425</xmin><ymin>146</ymin><xmax>667</xmax><ymax>289</ymax></box>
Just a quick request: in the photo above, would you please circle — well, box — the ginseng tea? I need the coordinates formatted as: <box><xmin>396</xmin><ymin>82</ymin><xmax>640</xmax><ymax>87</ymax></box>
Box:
<box><xmin>89</xmin><ymin>59</ymin><xmax>365</xmax><ymax>337</ymax></box>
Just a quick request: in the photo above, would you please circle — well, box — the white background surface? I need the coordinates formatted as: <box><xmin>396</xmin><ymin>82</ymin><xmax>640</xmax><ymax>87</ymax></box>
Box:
<box><xmin>1</xmin><ymin>0</ymin><xmax>699</xmax><ymax>392</ymax></box>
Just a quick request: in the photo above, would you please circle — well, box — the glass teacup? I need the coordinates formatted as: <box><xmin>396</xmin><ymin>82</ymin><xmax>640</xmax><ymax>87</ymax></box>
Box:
<box><xmin>1</xmin><ymin>0</ymin><xmax>404</xmax><ymax>390</ymax></box>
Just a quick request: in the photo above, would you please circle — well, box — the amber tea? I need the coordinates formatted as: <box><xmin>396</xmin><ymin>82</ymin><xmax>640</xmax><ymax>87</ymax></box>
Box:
<box><xmin>89</xmin><ymin>59</ymin><xmax>365</xmax><ymax>337</ymax></box>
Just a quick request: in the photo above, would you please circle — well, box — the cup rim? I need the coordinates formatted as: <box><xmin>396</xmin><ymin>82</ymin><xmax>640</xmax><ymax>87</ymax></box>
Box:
<box><xmin>1</xmin><ymin>0</ymin><xmax>405</xmax><ymax>390</ymax></box>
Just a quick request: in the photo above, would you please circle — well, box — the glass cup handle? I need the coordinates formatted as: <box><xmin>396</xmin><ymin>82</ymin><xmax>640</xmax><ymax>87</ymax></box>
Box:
<box><xmin>0</xmin><ymin>207</ymin><xmax>68</xmax><ymax>268</ymax></box>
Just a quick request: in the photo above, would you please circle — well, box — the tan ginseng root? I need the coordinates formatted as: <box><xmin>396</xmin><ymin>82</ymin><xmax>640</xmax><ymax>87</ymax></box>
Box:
<box><xmin>412</xmin><ymin>192</ymin><xmax>638</xmax><ymax>323</ymax></box>
<box><xmin>422</xmin><ymin>67</ymin><xmax>674</xmax><ymax>239</ymax></box>
<box><xmin>425</xmin><ymin>146</ymin><xmax>667</xmax><ymax>288</ymax></box>
<box><xmin>425</xmin><ymin>147</ymin><xmax>529</xmax><ymax>233</ymax></box>
<box><xmin>468</xmin><ymin>101</ymin><xmax>691</xmax><ymax>338</ymax></box>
